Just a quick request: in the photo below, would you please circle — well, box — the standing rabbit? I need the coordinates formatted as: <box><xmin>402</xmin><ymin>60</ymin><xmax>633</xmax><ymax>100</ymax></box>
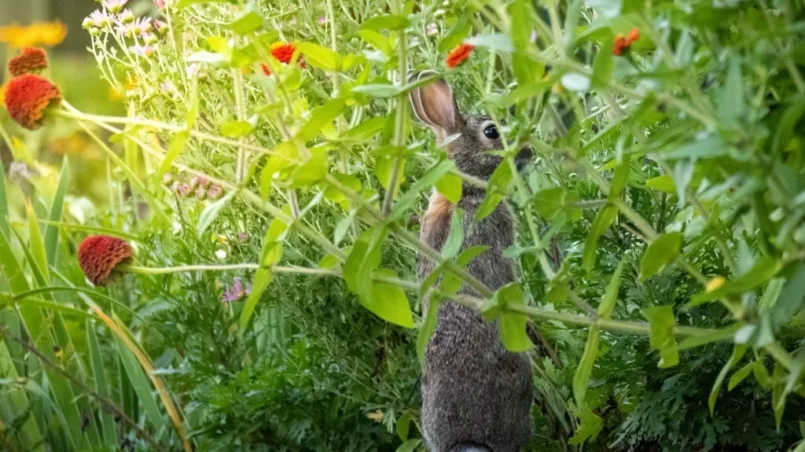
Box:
<box><xmin>409</xmin><ymin>72</ymin><xmax>534</xmax><ymax>452</ymax></box>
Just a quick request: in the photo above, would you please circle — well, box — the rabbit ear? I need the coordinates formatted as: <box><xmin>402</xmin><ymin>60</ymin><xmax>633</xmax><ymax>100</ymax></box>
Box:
<box><xmin>409</xmin><ymin>71</ymin><xmax>462</xmax><ymax>138</ymax></box>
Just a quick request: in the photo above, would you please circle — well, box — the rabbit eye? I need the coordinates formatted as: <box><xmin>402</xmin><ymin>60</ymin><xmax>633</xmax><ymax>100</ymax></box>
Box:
<box><xmin>483</xmin><ymin>124</ymin><xmax>499</xmax><ymax>139</ymax></box>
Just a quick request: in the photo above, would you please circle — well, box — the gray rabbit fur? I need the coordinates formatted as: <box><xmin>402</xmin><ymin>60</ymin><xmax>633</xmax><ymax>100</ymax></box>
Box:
<box><xmin>409</xmin><ymin>72</ymin><xmax>534</xmax><ymax>452</ymax></box>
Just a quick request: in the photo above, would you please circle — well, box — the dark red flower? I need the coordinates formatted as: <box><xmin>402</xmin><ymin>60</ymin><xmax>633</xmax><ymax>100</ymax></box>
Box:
<box><xmin>446</xmin><ymin>43</ymin><xmax>474</xmax><ymax>69</ymax></box>
<box><xmin>3</xmin><ymin>74</ymin><xmax>61</xmax><ymax>130</ymax></box>
<box><xmin>8</xmin><ymin>48</ymin><xmax>49</xmax><ymax>76</ymax></box>
<box><xmin>77</xmin><ymin>235</ymin><xmax>133</xmax><ymax>286</ymax></box>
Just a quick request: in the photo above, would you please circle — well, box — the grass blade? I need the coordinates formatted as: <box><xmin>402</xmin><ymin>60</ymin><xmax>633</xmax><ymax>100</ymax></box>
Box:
<box><xmin>87</xmin><ymin>321</ymin><xmax>118</xmax><ymax>446</ymax></box>
<box><xmin>45</xmin><ymin>159</ymin><xmax>70</xmax><ymax>267</ymax></box>
<box><xmin>0</xmin><ymin>341</ymin><xmax>45</xmax><ymax>452</ymax></box>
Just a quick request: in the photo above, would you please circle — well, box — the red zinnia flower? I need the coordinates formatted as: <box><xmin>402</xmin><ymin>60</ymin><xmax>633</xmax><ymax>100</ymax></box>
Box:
<box><xmin>613</xmin><ymin>28</ymin><xmax>640</xmax><ymax>56</ymax></box>
<box><xmin>446</xmin><ymin>43</ymin><xmax>474</xmax><ymax>69</ymax></box>
<box><xmin>8</xmin><ymin>48</ymin><xmax>49</xmax><ymax>76</ymax></box>
<box><xmin>77</xmin><ymin>235</ymin><xmax>133</xmax><ymax>286</ymax></box>
<box><xmin>270</xmin><ymin>43</ymin><xmax>298</xmax><ymax>64</ymax></box>
<box><xmin>3</xmin><ymin>74</ymin><xmax>61</xmax><ymax>130</ymax></box>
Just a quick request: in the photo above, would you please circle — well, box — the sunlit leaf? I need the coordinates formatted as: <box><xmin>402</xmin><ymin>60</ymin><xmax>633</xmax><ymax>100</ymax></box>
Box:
<box><xmin>640</xmin><ymin>232</ymin><xmax>682</xmax><ymax>281</ymax></box>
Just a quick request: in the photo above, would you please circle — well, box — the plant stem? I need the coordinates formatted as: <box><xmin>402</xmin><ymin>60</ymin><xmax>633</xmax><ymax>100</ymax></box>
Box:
<box><xmin>381</xmin><ymin>8</ymin><xmax>409</xmax><ymax>216</ymax></box>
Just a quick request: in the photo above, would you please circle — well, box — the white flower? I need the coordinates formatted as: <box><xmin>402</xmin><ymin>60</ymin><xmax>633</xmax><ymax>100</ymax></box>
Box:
<box><xmin>134</xmin><ymin>17</ymin><xmax>153</xmax><ymax>36</ymax></box>
<box><xmin>186</xmin><ymin>63</ymin><xmax>201</xmax><ymax>78</ymax></box>
<box><xmin>129</xmin><ymin>44</ymin><xmax>156</xmax><ymax>57</ymax></box>
<box><xmin>426</xmin><ymin>23</ymin><xmax>438</xmax><ymax>36</ymax></box>
<box><xmin>89</xmin><ymin>10</ymin><xmax>111</xmax><ymax>28</ymax></box>
<box><xmin>103</xmin><ymin>0</ymin><xmax>128</xmax><ymax>13</ymax></box>
<box><xmin>215</xmin><ymin>249</ymin><xmax>228</xmax><ymax>260</ymax></box>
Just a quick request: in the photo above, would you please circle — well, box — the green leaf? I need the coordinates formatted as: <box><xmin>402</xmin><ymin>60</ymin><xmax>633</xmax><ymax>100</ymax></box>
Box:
<box><xmin>640</xmin><ymin>232</ymin><xmax>682</xmax><ymax>281</ymax></box>
<box><xmin>0</xmin><ymin>160</ymin><xmax>9</xmax><ymax>239</ymax></box>
<box><xmin>289</xmin><ymin>145</ymin><xmax>330</xmax><ymax>188</ymax></box>
<box><xmin>592</xmin><ymin>41</ymin><xmax>614</xmax><ymax>89</ymax></box>
<box><xmin>396</xmin><ymin>439</ymin><xmax>422</xmax><ymax>452</ymax></box>
<box><xmin>771</xmin><ymin>264</ymin><xmax>805</xmax><ymax>330</ymax></box>
<box><xmin>643</xmin><ymin>306</ymin><xmax>679</xmax><ymax>368</ymax></box>
<box><xmin>298</xmin><ymin>99</ymin><xmax>347</xmax><ymax>141</ymax></box>
<box><xmin>573</xmin><ymin>325</ymin><xmax>600</xmax><ymax>406</ymax></box>
<box><xmin>678</xmin><ymin>324</ymin><xmax>742</xmax><ymax>351</ymax></box>
<box><xmin>417</xmin><ymin>297</ymin><xmax>441</xmax><ymax>363</ymax></box>
<box><xmin>45</xmin><ymin>159</ymin><xmax>68</xmax><ymax>267</ymax></box>
<box><xmin>352</xmin><ymin>83</ymin><xmax>399</xmax><ymax>98</ymax></box>
<box><xmin>475</xmin><ymin>161</ymin><xmax>512</xmax><ymax>222</ymax></box>
<box><xmin>465</xmin><ymin>33</ymin><xmax>514</xmax><ymax>52</ymax></box>
<box><xmin>365</xmin><ymin>268</ymin><xmax>414</xmax><ymax>328</ymax></box>
<box><xmin>717</xmin><ymin>56</ymin><xmax>744</xmax><ymax>127</ymax></box>
<box><xmin>176</xmin><ymin>0</ymin><xmax>236</xmax><ymax>7</ymax></box>
<box><xmin>296</xmin><ymin>42</ymin><xmax>341</xmax><ymax>71</ymax></box>
<box><xmin>87</xmin><ymin>320</ymin><xmax>117</xmax><ymax>446</ymax></box>
<box><xmin>561</xmin><ymin>72</ymin><xmax>591</xmax><ymax>92</ymax></box>
<box><xmin>510</xmin><ymin>0</ymin><xmax>540</xmax><ymax>86</ymax></box>
<box><xmin>358</xmin><ymin>30</ymin><xmax>392</xmax><ymax>56</ymax></box>
<box><xmin>220</xmin><ymin>119</ymin><xmax>256</xmax><ymax>138</ymax></box>
<box><xmin>646</xmin><ymin>174</ymin><xmax>676</xmax><ymax>194</ymax></box>
<box><xmin>239</xmin><ymin>223</ymin><xmax>284</xmax><ymax>330</ymax></box>
<box><xmin>585</xmin><ymin>0</ymin><xmax>622</xmax><ymax>18</ymax></box>
<box><xmin>497</xmin><ymin>284</ymin><xmax>532</xmax><ymax>352</ymax></box>
<box><xmin>728</xmin><ymin>361</ymin><xmax>754</xmax><ymax>391</ymax></box>
<box><xmin>772</xmin><ymin>363</ymin><xmax>786</xmax><ymax>429</ymax></box>
<box><xmin>533</xmin><ymin>187</ymin><xmax>566</xmax><ymax>220</ymax></box>
<box><xmin>26</xmin><ymin>202</ymin><xmax>49</xmax><ymax>282</ymax></box>
<box><xmin>375</xmin><ymin>152</ymin><xmax>406</xmax><ymax>193</ymax></box>
<box><xmin>360</xmin><ymin>14</ymin><xmax>409</xmax><ymax>30</ymax></box>
<box><xmin>156</xmin><ymin>131</ymin><xmax>189</xmax><ymax>183</ymax></box>
<box><xmin>441</xmin><ymin>208</ymin><xmax>464</xmax><ymax>259</ymax></box>
<box><xmin>753</xmin><ymin>359</ymin><xmax>773</xmax><ymax>389</ymax></box>
<box><xmin>344</xmin><ymin>228</ymin><xmax>386</xmax><ymax>297</ymax></box>
<box><xmin>438</xmin><ymin>18</ymin><xmax>471</xmax><ymax>52</ymax></box>
<box><xmin>709</xmin><ymin>344</ymin><xmax>747</xmax><ymax>415</ymax></box>
<box><xmin>664</xmin><ymin>135</ymin><xmax>727</xmax><ymax>159</ymax></box>
<box><xmin>343</xmin><ymin>117</ymin><xmax>386</xmax><ymax>140</ymax></box>
<box><xmin>582</xmin><ymin>205</ymin><xmax>617</xmax><ymax>271</ymax></box>
<box><xmin>0</xmin><ymin>341</ymin><xmax>44</xmax><ymax>452</ymax></box>
<box><xmin>598</xmin><ymin>260</ymin><xmax>625</xmax><ymax>318</ymax></box>
<box><xmin>115</xmin><ymin>337</ymin><xmax>166</xmax><ymax>432</ymax></box>
<box><xmin>569</xmin><ymin>407</ymin><xmax>604</xmax><ymax>445</ymax></box>
<box><xmin>435</xmin><ymin>171</ymin><xmax>462</xmax><ymax>204</ymax></box>
<box><xmin>228</xmin><ymin>7</ymin><xmax>263</xmax><ymax>35</ymax></box>
<box><xmin>695</xmin><ymin>257</ymin><xmax>782</xmax><ymax>303</ymax></box>
<box><xmin>197</xmin><ymin>191</ymin><xmax>236</xmax><ymax>238</ymax></box>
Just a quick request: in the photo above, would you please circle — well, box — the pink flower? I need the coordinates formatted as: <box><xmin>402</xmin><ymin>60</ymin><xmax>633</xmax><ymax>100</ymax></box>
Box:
<box><xmin>207</xmin><ymin>184</ymin><xmax>223</xmax><ymax>199</ymax></box>
<box><xmin>317</xmin><ymin>16</ymin><xmax>328</xmax><ymax>25</ymax></box>
<box><xmin>88</xmin><ymin>10</ymin><xmax>112</xmax><ymax>28</ymax></box>
<box><xmin>154</xmin><ymin>0</ymin><xmax>168</xmax><ymax>8</ymax></box>
<box><xmin>222</xmin><ymin>277</ymin><xmax>251</xmax><ymax>302</ymax></box>
<box><xmin>162</xmin><ymin>172</ymin><xmax>173</xmax><ymax>185</ymax></box>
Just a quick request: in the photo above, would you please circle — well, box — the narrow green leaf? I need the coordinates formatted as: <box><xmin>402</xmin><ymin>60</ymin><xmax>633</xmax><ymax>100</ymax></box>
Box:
<box><xmin>115</xmin><ymin>337</ymin><xmax>166</xmax><ymax>432</ymax></box>
<box><xmin>582</xmin><ymin>205</ymin><xmax>617</xmax><ymax>271</ymax></box>
<box><xmin>417</xmin><ymin>298</ymin><xmax>441</xmax><ymax>363</ymax></box>
<box><xmin>728</xmin><ymin>362</ymin><xmax>754</xmax><ymax>391</ymax></box>
<box><xmin>87</xmin><ymin>321</ymin><xmax>117</xmax><ymax>446</ymax></box>
<box><xmin>360</xmin><ymin>14</ymin><xmax>409</xmax><ymax>30</ymax></box>
<box><xmin>709</xmin><ymin>344</ymin><xmax>747</xmax><ymax>415</ymax></box>
<box><xmin>573</xmin><ymin>325</ymin><xmax>601</xmax><ymax>406</ymax></box>
<box><xmin>717</xmin><ymin>56</ymin><xmax>744</xmax><ymax>127</ymax></box>
<box><xmin>197</xmin><ymin>191</ymin><xmax>236</xmax><ymax>238</ymax></box>
<box><xmin>389</xmin><ymin>160</ymin><xmax>453</xmax><ymax>222</ymax></box>
<box><xmin>156</xmin><ymin>131</ymin><xmax>189</xmax><ymax>183</ymax></box>
<box><xmin>45</xmin><ymin>159</ymin><xmax>69</xmax><ymax>266</ymax></box>
<box><xmin>598</xmin><ymin>260</ymin><xmax>625</xmax><ymax>318</ymax></box>
<box><xmin>475</xmin><ymin>162</ymin><xmax>512</xmax><ymax>222</ymax></box>
<box><xmin>640</xmin><ymin>232</ymin><xmax>682</xmax><ymax>281</ymax></box>
<box><xmin>441</xmin><ymin>208</ymin><xmax>464</xmax><ymax>259</ymax></box>
<box><xmin>239</xmin><ymin>223</ymin><xmax>284</xmax><ymax>330</ymax></box>
<box><xmin>396</xmin><ymin>439</ymin><xmax>423</xmax><ymax>452</ymax></box>
<box><xmin>228</xmin><ymin>8</ymin><xmax>263</xmax><ymax>35</ymax></box>
<box><xmin>0</xmin><ymin>160</ymin><xmax>9</xmax><ymax>238</ymax></box>
<box><xmin>0</xmin><ymin>341</ymin><xmax>44</xmax><ymax>452</ymax></box>
<box><xmin>26</xmin><ymin>201</ymin><xmax>49</xmax><ymax>282</ymax></box>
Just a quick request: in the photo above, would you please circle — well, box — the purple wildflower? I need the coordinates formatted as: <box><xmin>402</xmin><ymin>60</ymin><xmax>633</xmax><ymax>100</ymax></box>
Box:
<box><xmin>222</xmin><ymin>277</ymin><xmax>251</xmax><ymax>302</ymax></box>
<box><xmin>237</xmin><ymin>231</ymin><xmax>249</xmax><ymax>242</ymax></box>
<box><xmin>195</xmin><ymin>187</ymin><xmax>207</xmax><ymax>200</ymax></box>
<box><xmin>176</xmin><ymin>183</ymin><xmax>192</xmax><ymax>197</ymax></box>
<box><xmin>89</xmin><ymin>10</ymin><xmax>111</xmax><ymax>28</ymax></box>
<box><xmin>129</xmin><ymin>44</ymin><xmax>156</xmax><ymax>57</ymax></box>
<box><xmin>317</xmin><ymin>16</ymin><xmax>328</xmax><ymax>25</ymax></box>
<box><xmin>162</xmin><ymin>172</ymin><xmax>173</xmax><ymax>185</ymax></box>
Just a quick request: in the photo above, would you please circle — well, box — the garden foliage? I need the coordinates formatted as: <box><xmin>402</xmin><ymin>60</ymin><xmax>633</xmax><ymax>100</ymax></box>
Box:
<box><xmin>1</xmin><ymin>0</ymin><xmax>805</xmax><ymax>450</ymax></box>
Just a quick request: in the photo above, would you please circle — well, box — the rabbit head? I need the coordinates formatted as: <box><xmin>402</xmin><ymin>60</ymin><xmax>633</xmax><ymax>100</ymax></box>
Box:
<box><xmin>409</xmin><ymin>71</ymin><xmax>533</xmax><ymax>181</ymax></box>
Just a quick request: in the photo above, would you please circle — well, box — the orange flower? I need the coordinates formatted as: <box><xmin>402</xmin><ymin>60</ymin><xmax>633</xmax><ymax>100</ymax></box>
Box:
<box><xmin>446</xmin><ymin>43</ymin><xmax>474</xmax><ymax>69</ymax></box>
<box><xmin>612</xmin><ymin>28</ymin><xmax>640</xmax><ymax>56</ymax></box>
<box><xmin>8</xmin><ymin>48</ymin><xmax>49</xmax><ymax>76</ymax></box>
<box><xmin>0</xmin><ymin>21</ymin><xmax>67</xmax><ymax>48</ymax></box>
<box><xmin>270</xmin><ymin>42</ymin><xmax>305</xmax><ymax>66</ymax></box>
<box><xmin>3</xmin><ymin>74</ymin><xmax>61</xmax><ymax>130</ymax></box>
<box><xmin>77</xmin><ymin>235</ymin><xmax>133</xmax><ymax>286</ymax></box>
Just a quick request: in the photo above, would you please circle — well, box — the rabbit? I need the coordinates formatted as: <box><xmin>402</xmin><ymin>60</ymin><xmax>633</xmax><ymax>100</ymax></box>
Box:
<box><xmin>409</xmin><ymin>71</ymin><xmax>535</xmax><ymax>452</ymax></box>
